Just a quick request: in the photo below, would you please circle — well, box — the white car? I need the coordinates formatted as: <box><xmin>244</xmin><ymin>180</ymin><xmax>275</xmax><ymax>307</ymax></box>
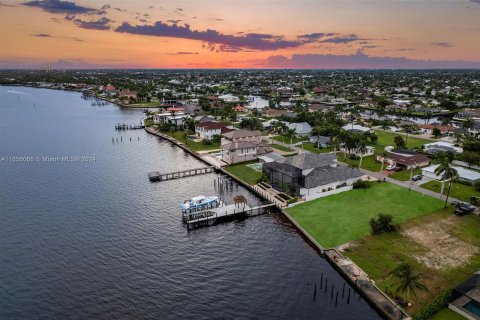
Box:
<box><xmin>386</xmin><ymin>165</ymin><xmax>396</xmax><ymax>171</ymax></box>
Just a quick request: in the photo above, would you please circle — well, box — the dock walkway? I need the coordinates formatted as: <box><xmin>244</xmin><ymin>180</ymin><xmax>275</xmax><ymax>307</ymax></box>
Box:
<box><xmin>148</xmin><ymin>166</ymin><xmax>215</xmax><ymax>182</ymax></box>
<box><xmin>185</xmin><ymin>203</ymin><xmax>276</xmax><ymax>230</ymax></box>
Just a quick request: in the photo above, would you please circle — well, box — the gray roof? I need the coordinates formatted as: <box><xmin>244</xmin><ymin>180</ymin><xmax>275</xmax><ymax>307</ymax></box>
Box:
<box><xmin>279</xmin><ymin>153</ymin><xmax>336</xmax><ymax>170</ymax></box>
<box><xmin>304</xmin><ymin>166</ymin><xmax>363</xmax><ymax>188</ymax></box>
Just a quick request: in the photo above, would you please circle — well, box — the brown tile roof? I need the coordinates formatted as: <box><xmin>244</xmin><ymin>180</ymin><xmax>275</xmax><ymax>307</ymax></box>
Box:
<box><xmin>222</xmin><ymin>129</ymin><xmax>262</xmax><ymax>139</ymax></box>
<box><xmin>385</xmin><ymin>151</ymin><xmax>429</xmax><ymax>166</ymax></box>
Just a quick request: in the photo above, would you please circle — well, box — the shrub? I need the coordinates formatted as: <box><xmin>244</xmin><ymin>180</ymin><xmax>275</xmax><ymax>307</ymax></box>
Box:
<box><xmin>412</xmin><ymin>289</ymin><xmax>452</xmax><ymax>320</ymax></box>
<box><xmin>287</xmin><ymin>197</ymin><xmax>298</xmax><ymax>205</ymax></box>
<box><xmin>352</xmin><ymin>180</ymin><xmax>372</xmax><ymax>189</ymax></box>
<box><xmin>369</xmin><ymin>214</ymin><xmax>398</xmax><ymax>235</ymax></box>
<box><xmin>475</xmin><ymin>181</ymin><xmax>480</xmax><ymax>192</ymax></box>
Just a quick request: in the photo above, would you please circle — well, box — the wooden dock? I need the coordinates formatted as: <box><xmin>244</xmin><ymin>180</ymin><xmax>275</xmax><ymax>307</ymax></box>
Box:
<box><xmin>115</xmin><ymin>123</ymin><xmax>145</xmax><ymax>130</ymax></box>
<box><xmin>185</xmin><ymin>203</ymin><xmax>276</xmax><ymax>230</ymax></box>
<box><xmin>148</xmin><ymin>166</ymin><xmax>215</xmax><ymax>182</ymax></box>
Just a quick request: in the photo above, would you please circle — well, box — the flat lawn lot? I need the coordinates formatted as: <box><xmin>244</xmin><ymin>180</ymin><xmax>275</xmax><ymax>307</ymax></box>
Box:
<box><xmin>224</xmin><ymin>161</ymin><xmax>262</xmax><ymax>185</ymax></box>
<box><xmin>286</xmin><ymin>182</ymin><xmax>443</xmax><ymax>248</ymax></box>
<box><xmin>421</xmin><ymin>180</ymin><xmax>480</xmax><ymax>203</ymax></box>
<box><xmin>374</xmin><ymin>130</ymin><xmax>431</xmax><ymax>151</ymax></box>
<box><xmin>343</xmin><ymin>210</ymin><xmax>480</xmax><ymax>316</ymax></box>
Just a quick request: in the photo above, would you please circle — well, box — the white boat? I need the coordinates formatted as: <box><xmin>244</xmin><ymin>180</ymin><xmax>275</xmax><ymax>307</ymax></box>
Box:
<box><xmin>180</xmin><ymin>195</ymin><xmax>220</xmax><ymax>213</ymax></box>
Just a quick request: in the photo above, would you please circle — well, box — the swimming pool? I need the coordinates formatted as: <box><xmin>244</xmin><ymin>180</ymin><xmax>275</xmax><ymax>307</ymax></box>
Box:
<box><xmin>464</xmin><ymin>300</ymin><xmax>480</xmax><ymax>317</ymax></box>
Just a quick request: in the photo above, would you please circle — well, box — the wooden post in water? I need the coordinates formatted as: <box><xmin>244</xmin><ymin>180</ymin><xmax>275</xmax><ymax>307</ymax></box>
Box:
<box><xmin>313</xmin><ymin>283</ymin><xmax>317</xmax><ymax>301</ymax></box>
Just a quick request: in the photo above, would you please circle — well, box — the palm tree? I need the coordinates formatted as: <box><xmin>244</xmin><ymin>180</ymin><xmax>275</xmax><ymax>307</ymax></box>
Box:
<box><xmin>277</xmin><ymin>122</ymin><xmax>288</xmax><ymax>143</ymax></box>
<box><xmin>285</xmin><ymin>128</ymin><xmax>297</xmax><ymax>146</ymax></box>
<box><xmin>299</xmin><ymin>135</ymin><xmax>309</xmax><ymax>153</ymax></box>
<box><xmin>390</xmin><ymin>263</ymin><xmax>427</xmax><ymax>301</ymax></box>
<box><xmin>357</xmin><ymin>138</ymin><xmax>367</xmax><ymax>169</ymax></box>
<box><xmin>312</xmin><ymin>125</ymin><xmax>324</xmax><ymax>149</ymax></box>
<box><xmin>330</xmin><ymin>135</ymin><xmax>339</xmax><ymax>154</ymax></box>
<box><xmin>434</xmin><ymin>157</ymin><xmax>459</xmax><ymax>208</ymax></box>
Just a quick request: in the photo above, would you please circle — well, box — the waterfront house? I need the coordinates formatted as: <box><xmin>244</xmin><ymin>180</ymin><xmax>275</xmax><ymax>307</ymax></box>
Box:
<box><xmin>342</xmin><ymin>124</ymin><xmax>372</xmax><ymax>133</ymax></box>
<box><xmin>153</xmin><ymin>111</ymin><xmax>189</xmax><ymax>127</ymax></box>
<box><xmin>195</xmin><ymin>122</ymin><xmax>233</xmax><ymax>140</ymax></box>
<box><xmin>376</xmin><ymin>150</ymin><xmax>429</xmax><ymax>170</ymax></box>
<box><xmin>262</xmin><ymin>153</ymin><xmax>366</xmax><ymax>200</ymax></box>
<box><xmin>220</xmin><ymin>130</ymin><xmax>272</xmax><ymax>164</ymax></box>
<box><xmin>424</xmin><ymin>141</ymin><xmax>463</xmax><ymax>156</ymax></box>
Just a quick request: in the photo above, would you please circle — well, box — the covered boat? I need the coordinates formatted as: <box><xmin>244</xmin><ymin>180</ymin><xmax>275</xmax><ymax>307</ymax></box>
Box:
<box><xmin>180</xmin><ymin>195</ymin><xmax>220</xmax><ymax>213</ymax></box>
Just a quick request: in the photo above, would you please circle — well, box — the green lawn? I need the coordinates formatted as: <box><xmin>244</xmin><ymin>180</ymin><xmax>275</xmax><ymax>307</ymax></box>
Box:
<box><xmin>224</xmin><ymin>161</ymin><xmax>263</xmax><ymax>185</ymax></box>
<box><xmin>374</xmin><ymin>130</ymin><xmax>431</xmax><ymax>151</ymax></box>
<box><xmin>389</xmin><ymin>168</ymin><xmax>422</xmax><ymax>181</ymax></box>
<box><xmin>344</xmin><ymin>210</ymin><xmax>480</xmax><ymax>316</ymax></box>
<box><xmin>273</xmin><ymin>134</ymin><xmax>302</xmax><ymax>145</ymax></box>
<box><xmin>430</xmin><ymin>308</ymin><xmax>466</xmax><ymax>320</ymax></box>
<box><xmin>302</xmin><ymin>143</ymin><xmax>335</xmax><ymax>154</ymax></box>
<box><xmin>271</xmin><ymin>143</ymin><xmax>294</xmax><ymax>152</ymax></box>
<box><xmin>421</xmin><ymin>180</ymin><xmax>480</xmax><ymax>203</ymax></box>
<box><xmin>163</xmin><ymin>130</ymin><xmax>221</xmax><ymax>151</ymax></box>
<box><xmin>340</xmin><ymin>154</ymin><xmax>383</xmax><ymax>172</ymax></box>
<box><xmin>286</xmin><ymin>183</ymin><xmax>443</xmax><ymax>248</ymax></box>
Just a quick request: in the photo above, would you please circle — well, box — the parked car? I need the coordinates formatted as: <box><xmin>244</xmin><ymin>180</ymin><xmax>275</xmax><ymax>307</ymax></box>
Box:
<box><xmin>471</xmin><ymin>196</ymin><xmax>479</xmax><ymax>207</ymax></box>
<box><xmin>451</xmin><ymin>201</ymin><xmax>476</xmax><ymax>216</ymax></box>
<box><xmin>412</xmin><ymin>175</ymin><xmax>422</xmax><ymax>181</ymax></box>
<box><xmin>386</xmin><ymin>165</ymin><xmax>396</xmax><ymax>171</ymax></box>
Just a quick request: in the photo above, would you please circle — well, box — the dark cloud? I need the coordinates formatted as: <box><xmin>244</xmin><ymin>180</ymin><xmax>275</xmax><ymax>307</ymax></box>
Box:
<box><xmin>101</xmin><ymin>4</ymin><xmax>109</xmax><ymax>10</ymax></box>
<box><xmin>175</xmin><ymin>7</ymin><xmax>184</xmax><ymax>12</ymax></box>
<box><xmin>74</xmin><ymin>17</ymin><xmax>112</xmax><ymax>30</ymax></box>
<box><xmin>321</xmin><ymin>34</ymin><xmax>367</xmax><ymax>44</ymax></box>
<box><xmin>115</xmin><ymin>21</ymin><xmax>306</xmax><ymax>51</ymax></box>
<box><xmin>176</xmin><ymin>51</ymin><xmax>198</xmax><ymax>55</ymax></box>
<box><xmin>396</xmin><ymin>48</ymin><xmax>414</xmax><ymax>52</ymax></box>
<box><xmin>23</xmin><ymin>0</ymin><xmax>104</xmax><ymax>14</ymax></box>
<box><xmin>297</xmin><ymin>32</ymin><xmax>336</xmax><ymax>40</ymax></box>
<box><xmin>167</xmin><ymin>19</ymin><xmax>181</xmax><ymax>24</ymax></box>
<box><xmin>32</xmin><ymin>33</ymin><xmax>52</xmax><ymax>37</ymax></box>
<box><xmin>258</xmin><ymin>52</ymin><xmax>480</xmax><ymax>69</ymax></box>
<box><xmin>430</xmin><ymin>42</ymin><xmax>453</xmax><ymax>47</ymax></box>
<box><xmin>471</xmin><ymin>0</ymin><xmax>480</xmax><ymax>4</ymax></box>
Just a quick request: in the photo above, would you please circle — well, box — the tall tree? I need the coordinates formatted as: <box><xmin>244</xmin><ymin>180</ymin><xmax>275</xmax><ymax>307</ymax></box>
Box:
<box><xmin>434</xmin><ymin>157</ymin><xmax>459</xmax><ymax>208</ymax></box>
<box><xmin>390</xmin><ymin>263</ymin><xmax>427</xmax><ymax>301</ymax></box>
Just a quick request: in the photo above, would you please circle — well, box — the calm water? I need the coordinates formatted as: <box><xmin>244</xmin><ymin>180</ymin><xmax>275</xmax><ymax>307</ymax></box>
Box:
<box><xmin>0</xmin><ymin>86</ymin><xmax>381</xmax><ymax>320</ymax></box>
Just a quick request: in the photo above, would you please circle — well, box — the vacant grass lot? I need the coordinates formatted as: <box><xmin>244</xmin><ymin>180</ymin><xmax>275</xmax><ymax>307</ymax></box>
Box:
<box><xmin>163</xmin><ymin>130</ymin><xmax>221</xmax><ymax>151</ymax></box>
<box><xmin>344</xmin><ymin>210</ymin><xmax>480</xmax><ymax>316</ymax></box>
<box><xmin>374</xmin><ymin>130</ymin><xmax>431</xmax><ymax>151</ymax></box>
<box><xmin>340</xmin><ymin>155</ymin><xmax>383</xmax><ymax>172</ymax></box>
<box><xmin>421</xmin><ymin>180</ymin><xmax>480</xmax><ymax>203</ymax></box>
<box><xmin>273</xmin><ymin>134</ymin><xmax>302</xmax><ymax>145</ymax></box>
<box><xmin>286</xmin><ymin>183</ymin><xmax>443</xmax><ymax>248</ymax></box>
<box><xmin>224</xmin><ymin>161</ymin><xmax>262</xmax><ymax>185</ymax></box>
<box><xmin>271</xmin><ymin>143</ymin><xmax>293</xmax><ymax>152</ymax></box>
<box><xmin>302</xmin><ymin>143</ymin><xmax>335</xmax><ymax>154</ymax></box>
<box><xmin>389</xmin><ymin>168</ymin><xmax>422</xmax><ymax>181</ymax></box>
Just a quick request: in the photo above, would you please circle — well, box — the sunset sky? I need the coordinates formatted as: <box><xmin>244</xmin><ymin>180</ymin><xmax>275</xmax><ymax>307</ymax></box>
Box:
<box><xmin>1</xmin><ymin>0</ymin><xmax>480</xmax><ymax>68</ymax></box>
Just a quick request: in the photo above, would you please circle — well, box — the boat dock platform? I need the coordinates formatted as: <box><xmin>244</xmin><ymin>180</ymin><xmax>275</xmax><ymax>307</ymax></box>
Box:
<box><xmin>185</xmin><ymin>203</ymin><xmax>276</xmax><ymax>230</ymax></box>
<box><xmin>115</xmin><ymin>123</ymin><xmax>145</xmax><ymax>130</ymax></box>
<box><xmin>148</xmin><ymin>166</ymin><xmax>215</xmax><ymax>182</ymax></box>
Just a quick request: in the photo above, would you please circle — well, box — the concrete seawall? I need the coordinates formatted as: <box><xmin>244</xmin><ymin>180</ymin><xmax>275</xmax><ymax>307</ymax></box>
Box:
<box><xmin>145</xmin><ymin>126</ymin><xmax>410</xmax><ymax>320</ymax></box>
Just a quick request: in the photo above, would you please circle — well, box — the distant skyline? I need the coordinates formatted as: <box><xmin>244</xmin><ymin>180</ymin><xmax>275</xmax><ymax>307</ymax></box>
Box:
<box><xmin>1</xmin><ymin>0</ymin><xmax>480</xmax><ymax>69</ymax></box>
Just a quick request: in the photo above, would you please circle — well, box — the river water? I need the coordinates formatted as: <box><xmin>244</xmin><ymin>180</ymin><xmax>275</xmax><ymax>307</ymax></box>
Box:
<box><xmin>0</xmin><ymin>86</ymin><xmax>381</xmax><ymax>319</ymax></box>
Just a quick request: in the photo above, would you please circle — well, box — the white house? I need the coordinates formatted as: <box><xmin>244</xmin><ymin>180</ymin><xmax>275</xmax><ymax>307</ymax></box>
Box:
<box><xmin>195</xmin><ymin>122</ymin><xmax>233</xmax><ymax>140</ymax></box>
<box><xmin>422</xmin><ymin>164</ymin><xmax>480</xmax><ymax>184</ymax></box>
<box><xmin>153</xmin><ymin>112</ymin><xmax>188</xmax><ymax>126</ymax></box>
<box><xmin>342</xmin><ymin>124</ymin><xmax>372</xmax><ymax>133</ymax></box>
<box><xmin>287</xmin><ymin>122</ymin><xmax>312</xmax><ymax>136</ymax></box>
<box><xmin>424</xmin><ymin>141</ymin><xmax>463</xmax><ymax>155</ymax></box>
